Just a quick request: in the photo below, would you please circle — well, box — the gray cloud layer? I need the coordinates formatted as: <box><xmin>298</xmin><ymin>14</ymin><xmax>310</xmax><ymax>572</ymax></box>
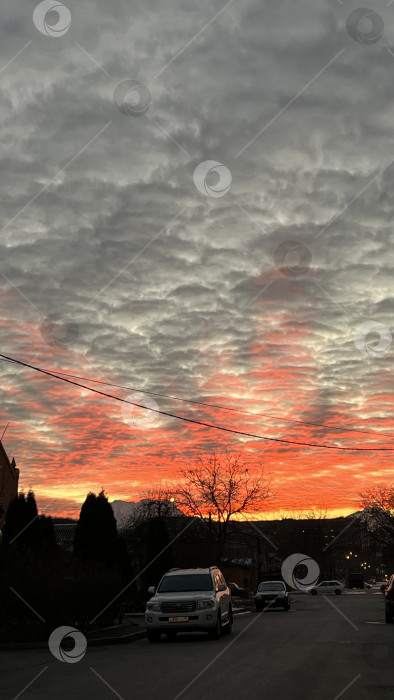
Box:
<box><xmin>1</xmin><ymin>0</ymin><xmax>394</xmax><ymax>511</ymax></box>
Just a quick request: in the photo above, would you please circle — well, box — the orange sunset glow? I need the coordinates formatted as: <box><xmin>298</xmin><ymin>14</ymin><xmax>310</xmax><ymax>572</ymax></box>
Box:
<box><xmin>2</xmin><ymin>283</ymin><xmax>394</xmax><ymax>521</ymax></box>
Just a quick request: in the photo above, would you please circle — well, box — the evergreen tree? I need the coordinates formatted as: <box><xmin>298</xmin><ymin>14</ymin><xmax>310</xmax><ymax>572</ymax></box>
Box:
<box><xmin>74</xmin><ymin>490</ymin><xmax>128</xmax><ymax>573</ymax></box>
<box><xmin>2</xmin><ymin>491</ymin><xmax>41</xmax><ymax>548</ymax></box>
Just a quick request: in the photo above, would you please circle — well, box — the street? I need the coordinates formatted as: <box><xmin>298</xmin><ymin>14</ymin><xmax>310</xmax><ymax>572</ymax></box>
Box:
<box><xmin>2</xmin><ymin>590</ymin><xmax>393</xmax><ymax>700</ymax></box>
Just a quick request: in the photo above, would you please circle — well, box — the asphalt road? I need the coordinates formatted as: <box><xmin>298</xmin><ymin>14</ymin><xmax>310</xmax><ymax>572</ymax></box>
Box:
<box><xmin>2</xmin><ymin>589</ymin><xmax>393</xmax><ymax>700</ymax></box>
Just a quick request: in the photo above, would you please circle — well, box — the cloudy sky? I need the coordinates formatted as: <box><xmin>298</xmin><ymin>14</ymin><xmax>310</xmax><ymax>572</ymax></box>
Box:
<box><xmin>1</xmin><ymin>0</ymin><xmax>394</xmax><ymax>518</ymax></box>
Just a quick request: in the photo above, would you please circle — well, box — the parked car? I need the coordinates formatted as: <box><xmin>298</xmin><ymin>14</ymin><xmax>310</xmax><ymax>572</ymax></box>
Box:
<box><xmin>145</xmin><ymin>567</ymin><xmax>232</xmax><ymax>642</ymax></box>
<box><xmin>383</xmin><ymin>574</ymin><xmax>394</xmax><ymax>623</ymax></box>
<box><xmin>305</xmin><ymin>580</ymin><xmax>344</xmax><ymax>596</ymax></box>
<box><xmin>255</xmin><ymin>581</ymin><xmax>290</xmax><ymax>612</ymax></box>
<box><xmin>228</xmin><ymin>582</ymin><xmax>250</xmax><ymax>599</ymax></box>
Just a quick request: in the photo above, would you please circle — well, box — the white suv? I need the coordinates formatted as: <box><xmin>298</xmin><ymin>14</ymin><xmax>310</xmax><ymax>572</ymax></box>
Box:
<box><xmin>145</xmin><ymin>567</ymin><xmax>232</xmax><ymax>642</ymax></box>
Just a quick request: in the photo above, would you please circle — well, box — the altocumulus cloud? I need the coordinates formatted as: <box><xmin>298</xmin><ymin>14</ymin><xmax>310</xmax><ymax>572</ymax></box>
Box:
<box><xmin>0</xmin><ymin>0</ymin><xmax>394</xmax><ymax>515</ymax></box>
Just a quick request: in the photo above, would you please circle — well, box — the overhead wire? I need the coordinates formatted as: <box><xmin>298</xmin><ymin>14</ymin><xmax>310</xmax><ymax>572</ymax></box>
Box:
<box><xmin>1</xmin><ymin>352</ymin><xmax>393</xmax><ymax>452</ymax></box>
<box><xmin>34</xmin><ymin>368</ymin><xmax>392</xmax><ymax>439</ymax></box>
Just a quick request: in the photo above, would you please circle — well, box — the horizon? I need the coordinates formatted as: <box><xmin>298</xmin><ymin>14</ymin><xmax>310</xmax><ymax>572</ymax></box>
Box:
<box><xmin>38</xmin><ymin>493</ymin><xmax>359</xmax><ymax>522</ymax></box>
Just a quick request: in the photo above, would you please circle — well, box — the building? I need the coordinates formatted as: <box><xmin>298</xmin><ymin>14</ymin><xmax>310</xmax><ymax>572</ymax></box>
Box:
<box><xmin>0</xmin><ymin>439</ymin><xmax>19</xmax><ymax>530</ymax></box>
<box><xmin>53</xmin><ymin>520</ymin><xmax>77</xmax><ymax>551</ymax></box>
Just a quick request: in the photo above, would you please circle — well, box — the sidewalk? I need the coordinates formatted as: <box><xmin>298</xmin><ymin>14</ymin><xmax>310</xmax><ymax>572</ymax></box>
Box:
<box><xmin>86</xmin><ymin>617</ymin><xmax>146</xmax><ymax>646</ymax></box>
<box><xmin>0</xmin><ymin>616</ymin><xmax>147</xmax><ymax>650</ymax></box>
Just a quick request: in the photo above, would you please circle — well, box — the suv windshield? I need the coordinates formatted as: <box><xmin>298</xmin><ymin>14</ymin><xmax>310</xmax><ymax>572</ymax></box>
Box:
<box><xmin>158</xmin><ymin>574</ymin><xmax>213</xmax><ymax>592</ymax></box>
<box><xmin>258</xmin><ymin>582</ymin><xmax>284</xmax><ymax>591</ymax></box>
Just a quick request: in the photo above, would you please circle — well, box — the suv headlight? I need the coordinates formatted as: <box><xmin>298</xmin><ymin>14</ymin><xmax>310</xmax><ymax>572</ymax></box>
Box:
<box><xmin>197</xmin><ymin>600</ymin><xmax>215</xmax><ymax>609</ymax></box>
<box><xmin>146</xmin><ymin>602</ymin><xmax>161</xmax><ymax>611</ymax></box>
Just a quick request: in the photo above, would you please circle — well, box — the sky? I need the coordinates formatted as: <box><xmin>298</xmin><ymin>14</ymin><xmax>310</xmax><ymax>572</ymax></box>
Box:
<box><xmin>1</xmin><ymin>0</ymin><xmax>394</xmax><ymax>519</ymax></box>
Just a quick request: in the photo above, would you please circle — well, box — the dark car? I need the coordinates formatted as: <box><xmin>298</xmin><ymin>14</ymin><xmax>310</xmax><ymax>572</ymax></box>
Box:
<box><xmin>383</xmin><ymin>574</ymin><xmax>394</xmax><ymax>623</ymax></box>
<box><xmin>255</xmin><ymin>581</ymin><xmax>289</xmax><ymax>612</ymax></box>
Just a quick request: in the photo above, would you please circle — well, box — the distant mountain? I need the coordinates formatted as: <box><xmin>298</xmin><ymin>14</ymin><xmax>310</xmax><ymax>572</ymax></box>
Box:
<box><xmin>346</xmin><ymin>508</ymin><xmax>377</xmax><ymax>520</ymax></box>
<box><xmin>110</xmin><ymin>500</ymin><xmax>140</xmax><ymax>528</ymax></box>
<box><xmin>110</xmin><ymin>499</ymin><xmax>183</xmax><ymax>528</ymax></box>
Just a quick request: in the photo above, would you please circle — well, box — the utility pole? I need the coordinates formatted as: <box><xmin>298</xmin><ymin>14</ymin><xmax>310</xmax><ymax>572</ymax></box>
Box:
<box><xmin>208</xmin><ymin>512</ymin><xmax>212</xmax><ymax>564</ymax></box>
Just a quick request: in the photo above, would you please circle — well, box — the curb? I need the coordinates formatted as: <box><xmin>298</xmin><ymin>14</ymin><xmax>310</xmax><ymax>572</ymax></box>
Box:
<box><xmin>0</xmin><ymin>609</ymin><xmax>254</xmax><ymax>650</ymax></box>
<box><xmin>87</xmin><ymin>629</ymin><xmax>147</xmax><ymax>646</ymax></box>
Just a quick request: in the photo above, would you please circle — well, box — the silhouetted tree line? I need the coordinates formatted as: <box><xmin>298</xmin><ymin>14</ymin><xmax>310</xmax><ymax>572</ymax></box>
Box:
<box><xmin>0</xmin><ymin>489</ymin><xmax>131</xmax><ymax>641</ymax></box>
<box><xmin>2</xmin><ymin>491</ymin><xmax>56</xmax><ymax>552</ymax></box>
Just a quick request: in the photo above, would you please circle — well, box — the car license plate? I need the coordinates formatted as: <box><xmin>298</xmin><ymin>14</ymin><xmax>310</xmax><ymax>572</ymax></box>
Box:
<box><xmin>169</xmin><ymin>616</ymin><xmax>188</xmax><ymax>622</ymax></box>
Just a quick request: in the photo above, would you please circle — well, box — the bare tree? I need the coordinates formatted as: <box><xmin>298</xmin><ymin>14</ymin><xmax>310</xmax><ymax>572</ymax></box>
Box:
<box><xmin>304</xmin><ymin>506</ymin><xmax>328</xmax><ymax>521</ymax></box>
<box><xmin>281</xmin><ymin>506</ymin><xmax>328</xmax><ymax>521</ymax></box>
<box><xmin>172</xmin><ymin>452</ymin><xmax>272</xmax><ymax>561</ymax></box>
<box><xmin>121</xmin><ymin>485</ymin><xmax>181</xmax><ymax>599</ymax></box>
<box><xmin>359</xmin><ymin>485</ymin><xmax>394</xmax><ymax>546</ymax></box>
<box><xmin>123</xmin><ymin>485</ymin><xmax>178</xmax><ymax>530</ymax></box>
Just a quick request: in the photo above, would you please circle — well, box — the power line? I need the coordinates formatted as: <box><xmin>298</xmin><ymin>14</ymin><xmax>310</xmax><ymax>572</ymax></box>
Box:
<box><xmin>1</xmin><ymin>352</ymin><xmax>394</xmax><ymax>452</ymax></box>
<box><xmin>34</xmin><ymin>368</ymin><xmax>392</xmax><ymax>439</ymax></box>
